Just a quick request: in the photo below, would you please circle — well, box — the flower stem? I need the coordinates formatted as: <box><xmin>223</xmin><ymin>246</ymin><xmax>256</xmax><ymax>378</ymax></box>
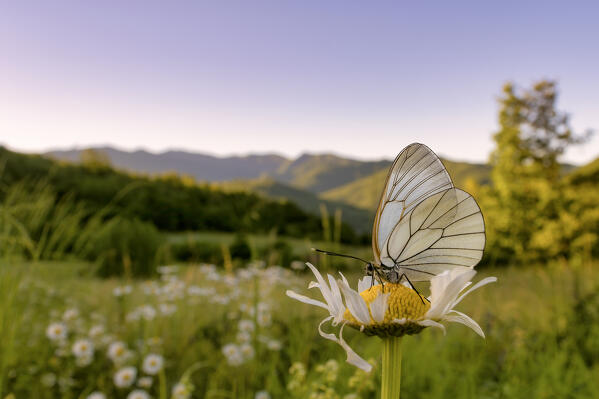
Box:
<box><xmin>381</xmin><ymin>336</ymin><xmax>402</xmax><ymax>399</ymax></box>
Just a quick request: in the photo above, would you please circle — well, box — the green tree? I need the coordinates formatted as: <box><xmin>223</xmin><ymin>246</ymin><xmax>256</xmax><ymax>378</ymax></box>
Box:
<box><xmin>486</xmin><ymin>80</ymin><xmax>591</xmax><ymax>263</ymax></box>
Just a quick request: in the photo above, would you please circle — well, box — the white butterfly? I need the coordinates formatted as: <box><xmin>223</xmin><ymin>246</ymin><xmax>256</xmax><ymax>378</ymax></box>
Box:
<box><xmin>369</xmin><ymin>143</ymin><xmax>486</xmax><ymax>284</ymax></box>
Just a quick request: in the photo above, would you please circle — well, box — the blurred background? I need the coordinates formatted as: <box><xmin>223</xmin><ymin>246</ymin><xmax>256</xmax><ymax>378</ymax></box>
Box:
<box><xmin>1</xmin><ymin>2</ymin><xmax>598</xmax><ymax>399</ymax></box>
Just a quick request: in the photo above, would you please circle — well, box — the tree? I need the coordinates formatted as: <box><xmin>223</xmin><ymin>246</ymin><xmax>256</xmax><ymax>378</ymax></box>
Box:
<box><xmin>486</xmin><ymin>80</ymin><xmax>592</xmax><ymax>263</ymax></box>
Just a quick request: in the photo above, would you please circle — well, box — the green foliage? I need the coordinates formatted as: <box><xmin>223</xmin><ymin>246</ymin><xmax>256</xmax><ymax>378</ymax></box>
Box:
<box><xmin>230</xmin><ymin>234</ymin><xmax>252</xmax><ymax>261</ymax></box>
<box><xmin>85</xmin><ymin>217</ymin><xmax>162</xmax><ymax>278</ymax></box>
<box><xmin>481</xmin><ymin>80</ymin><xmax>595</xmax><ymax>264</ymax></box>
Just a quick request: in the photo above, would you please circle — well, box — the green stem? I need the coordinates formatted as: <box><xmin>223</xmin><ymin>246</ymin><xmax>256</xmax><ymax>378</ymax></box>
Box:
<box><xmin>381</xmin><ymin>336</ymin><xmax>402</xmax><ymax>399</ymax></box>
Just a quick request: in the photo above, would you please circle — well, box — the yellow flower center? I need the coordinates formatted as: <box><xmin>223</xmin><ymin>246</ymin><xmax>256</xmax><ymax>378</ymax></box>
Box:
<box><xmin>344</xmin><ymin>283</ymin><xmax>431</xmax><ymax>338</ymax></box>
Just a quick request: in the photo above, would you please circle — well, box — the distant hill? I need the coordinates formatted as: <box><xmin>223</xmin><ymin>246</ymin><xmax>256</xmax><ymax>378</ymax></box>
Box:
<box><xmin>274</xmin><ymin>153</ymin><xmax>390</xmax><ymax>193</ymax></box>
<box><xmin>216</xmin><ymin>177</ymin><xmax>373</xmax><ymax>232</ymax></box>
<box><xmin>47</xmin><ymin>147</ymin><xmax>287</xmax><ymax>181</ymax></box>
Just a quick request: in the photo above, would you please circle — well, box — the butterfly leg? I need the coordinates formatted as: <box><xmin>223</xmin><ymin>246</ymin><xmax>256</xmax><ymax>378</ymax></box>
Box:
<box><xmin>398</xmin><ymin>273</ymin><xmax>427</xmax><ymax>305</ymax></box>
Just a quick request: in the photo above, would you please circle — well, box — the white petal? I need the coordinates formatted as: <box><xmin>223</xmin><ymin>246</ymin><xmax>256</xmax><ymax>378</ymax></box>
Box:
<box><xmin>452</xmin><ymin>277</ymin><xmax>497</xmax><ymax>308</ymax></box>
<box><xmin>392</xmin><ymin>318</ymin><xmax>407</xmax><ymax>324</ymax></box>
<box><xmin>444</xmin><ymin>310</ymin><xmax>485</xmax><ymax>338</ymax></box>
<box><xmin>305</xmin><ymin>263</ymin><xmax>335</xmax><ymax>313</ymax></box>
<box><xmin>427</xmin><ymin>269</ymin><xmax>476</xmax><ymax>319</ymax></box>
<box><xmin>338</xmin><ymin>324</ymin><xmax>372</xmax><ymax>372</ymax></box>
<box><xmin>358</xmin><ymin>276</ymin><xmax>373</xmax><ymax>293</ymax></box>
<box><xmin>317</xmin><ymin>317</ymin><xmax>372</xmax><ymax>372</ymax></box>
<box><xmin>338</xmin><ymin>272</ymin><xmax>350</xmax><ymax>287</ymax></box>
<box><xmin>338</xmin><ymin>280</ymin><xmax>371</xmax><ymax>325</ymax></box>
<box><xmin>286</xmin><ymin>290</ymin><xmax>329</xmax><ymax>311</ymax></box>
<box><xmin>308</xmin><ymin>281</ymin><xmax>319</xmax><ymax>289</ymax></box>
<box><xmin>370</xmin><ymin>292</ymin><xmax>389</xmax><ymax>323</ymax></box>
<box><xmin>417</xmin><ymin>319</ymin><xmax>446</xmax><ymax>334</ymax></box>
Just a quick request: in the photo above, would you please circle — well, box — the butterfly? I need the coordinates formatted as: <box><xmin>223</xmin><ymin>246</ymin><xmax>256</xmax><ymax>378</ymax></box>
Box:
<box><xmin>315</xmin><ymin>143</ymin><xmax>485</xmax><ymax>291</ymax></box>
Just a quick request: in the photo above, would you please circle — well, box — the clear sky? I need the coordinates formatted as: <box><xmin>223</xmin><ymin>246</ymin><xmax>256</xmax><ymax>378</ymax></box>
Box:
<box><xmin>1</xmin><ymin>1</ymin><xmax>598</xmax><ymax>164</ymax></box>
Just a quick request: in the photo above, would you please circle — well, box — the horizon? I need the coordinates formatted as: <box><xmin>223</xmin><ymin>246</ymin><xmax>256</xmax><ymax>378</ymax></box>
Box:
<box><xmin>1</xmin><ymin>1</ymin><xmax>598</xmax><ymax>165</ymax></box>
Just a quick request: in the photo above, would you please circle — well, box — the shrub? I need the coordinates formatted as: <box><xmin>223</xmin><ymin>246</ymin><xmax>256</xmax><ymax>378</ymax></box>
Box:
<box><xmin>229</xmin><ymin>234</ymin><xmax>252</xmax><ymax>261</ymax></box>
<box><xmin>85</xmin><ymin>217</ymin><xmax>162</xmax><ymax>278</ymax></box>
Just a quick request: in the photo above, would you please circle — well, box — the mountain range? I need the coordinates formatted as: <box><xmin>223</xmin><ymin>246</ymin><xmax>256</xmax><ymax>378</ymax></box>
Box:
<box><xmin>45</xmin><ymin>146</ymin><xmax>493</xmax><ymax>232</ymax></box>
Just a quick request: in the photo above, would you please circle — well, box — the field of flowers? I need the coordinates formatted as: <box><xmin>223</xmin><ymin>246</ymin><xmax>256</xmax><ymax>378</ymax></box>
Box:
<box><xmin>1</xmin><ymin>260</ymin><xmax>599</xmax><ymax>399</ymax></box>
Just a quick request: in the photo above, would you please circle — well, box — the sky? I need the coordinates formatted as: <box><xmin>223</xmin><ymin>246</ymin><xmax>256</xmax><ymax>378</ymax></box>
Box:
<box><xmin>1</xmin><ymin>1</ymin><xmax>598</xmax><ymax>164</ymax></box>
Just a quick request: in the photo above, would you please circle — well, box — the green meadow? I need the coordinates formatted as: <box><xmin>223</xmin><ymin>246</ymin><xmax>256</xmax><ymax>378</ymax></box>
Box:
<box><xmin>1</xmin><ymin>260</ymin><xmax>599</xmax><ymax>399</ymax></box>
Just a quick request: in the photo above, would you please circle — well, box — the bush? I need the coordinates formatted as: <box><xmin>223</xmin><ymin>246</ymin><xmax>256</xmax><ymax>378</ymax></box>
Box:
<box><xmin>85</xmin><ymin>217</ymin><xmax>162</xmax><ymax>278</ymax></box>
<box><xmin>168</xmin><ymin>240</ymin><xmax>224</xmax><ymax>264</ymax></box>
<box><xmin>229</xmin><ymin>234</ymin><xmax>252</xmax><ymax>261</ymax></box>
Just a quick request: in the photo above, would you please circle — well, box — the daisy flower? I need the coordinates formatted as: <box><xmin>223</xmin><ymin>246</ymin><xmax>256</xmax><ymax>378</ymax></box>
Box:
<box><xmin>172</xmin><ymin>382</ymin><xmax>191</xmax><ymax>399</ymax></box>
<box><xmin>127</xmin><ymin>389</ymin><xmax>150</xmax><ymax>399</ymax></box>
<box><xmin>287</xmin><ymin>263</ymin><xmax>496</xmax><ymax>371</ymax></box>
<box><xmin>114</xmin><ymin>367</ymin><xmax>137</xmax><ymax>388</ymax></box>
<box><xmin>72</xmin><ymin>339</ymin><xmax>94</xmax><ymax>358</ymax></box>
<box><xmin>142</xmin><ymin>353</ymin><xmax>164</xmax><ymax>375</ymax></box>
<box><xmin>46</xmin><ymin>322</ymin><xmax>68</xmax><ymax>341</ymax></box>
<box><xmin>86</xmin><ymin>391</ymin><xmax>106</xmax><ymax>399</ymax></box>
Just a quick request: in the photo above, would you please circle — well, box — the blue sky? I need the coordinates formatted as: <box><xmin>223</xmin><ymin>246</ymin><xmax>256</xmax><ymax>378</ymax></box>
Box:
<box><xmin>1</xmin><ymin>1</ymin><xmax>598</xmax><ymax>163</ymax></box>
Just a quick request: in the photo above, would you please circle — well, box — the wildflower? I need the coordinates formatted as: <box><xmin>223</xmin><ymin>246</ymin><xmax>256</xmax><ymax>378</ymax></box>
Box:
<box><xmin>238</xmin><ymin>319</ymin><xmax>255</xmax><ymax>333</ymax></box>
<box><xmin>287</xmin><ymin>263</ymin><xmax>496</xmax><ymax>371</ymax></box>
<box><xmin>72</xmin><ymin>339</ymin><xmax>94</xmax><ymax>358</ymax></box>
<box><xmin>86</xmin><ymin>392</ymin><xmax>106</xmax><ymax>399</ymax></box>
<box><xmin>40</xmin><ymin>372</ymin><xmax>56</xmax><ymax>387</ymax></box>
<box><xmin>236</xmin><ymin>330</ymin><xmax>252</xmax><ymax>343</ymax></box>
<box><xmin>157</xmin><ymin>265</ymin><xmax>179</xmax><ymax>275</ymax></box>
<box><xmin>46</xmin><ymin>322</ymin><xmax>67</xmax><ymax>341</ymax></box>
<box><xmin>159</xmin><ymin>303</ymin><xmax>177</xmax><ymax>316</ymax></box>
<box><xmin>114</xmin><ymin>367</ymin><xmax>137</xmax><ymax>388</ymax></box>
<box><xmin>113</xmin><ymin>285</ymin><xmax>133</xmax><ymax>297</ymax></box>
<box><xmin>137</xmin><ymin>376</ymin><xmax>153</xmax><ymax>388</ymax></box>
<box><xmin>89</xmin><ymin>324</ymin><xmax>105</xmax><ymax>338</ymax></box>
<box><xmin>255</xmin><ymin>391</ymin><xmax>271</xmax><ymax>399</ymax></box>
<box><xmin>62</xmin><ymin>308</ymin><xmax>79</xmax><ymax>321</ymax></box>
<box><xmin>76</xmin><ymin>354</ymin><xmax>93</xmax><ymax>367</ymax></box>
<box><xmin>240</xmin><ymin>343</ymin><xmax>255</xmax><ymax>360</ymax></box>
<box><xmin>108</xmin><ymin>341</ymin><xmax>128</xmax><ymax>363</ymax></box>
<box><xmin>172</xmin><ymin>382</ymin><xmax>191</xmax><ymax>399</ymax></box>
<box><xmin>266</xmin><ymin>339</ymin><xmax>282</xmax><ymax>351</ymax></box>
<box><xmin>142</xmin><ymin>353</ymin><xmax>164</xmax><ymax>375</ymax></box>
<box><xmin>222</xmin><ymin>343</ymin><xmax>244</xmax><ymax>366</ymax></box>
<box><xmin>127</xmin><ymin>389</ymin><xmax>150</xmax><ymax>399</ymax></box>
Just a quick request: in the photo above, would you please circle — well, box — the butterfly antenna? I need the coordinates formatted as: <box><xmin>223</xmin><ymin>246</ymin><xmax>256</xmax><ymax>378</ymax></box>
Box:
<box><xmin>311</xmin><ymin>248</ymin><xmax>370</xmax><ymax>264</ymax></box>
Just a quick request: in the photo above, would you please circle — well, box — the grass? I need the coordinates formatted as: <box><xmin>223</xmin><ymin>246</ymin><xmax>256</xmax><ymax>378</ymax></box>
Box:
<box><xmin>1</xmin><ymin>259</ymin><xmax>599</xmax><ymax>399</ymax></box>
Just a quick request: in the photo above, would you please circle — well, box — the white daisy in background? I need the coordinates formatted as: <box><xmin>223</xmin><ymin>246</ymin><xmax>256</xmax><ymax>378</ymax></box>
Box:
<box><xmin>240</xmin><ymin>343</ymin><xmax>255</xmax><ymax>360</ymax></box>
<box><xmin>221</xmin><ymin>343</ymin><xmax>244</xmax><ymax>366</ymax></box>
<box><xmin>114</xmin><ymin>367</ymin><xmax>137</xmax><ymax>388</ymax></box>
<box><xmin>236</xmin><ymin>330</ymin><xmax>252</xmax><ymax>343</ymax></box>
<box><xmin>108</xmin><ymin>341</ymin><xmax>129</xmax><ymax>363</ymax></box>
<box><xmin>89</xmin><ymin>324</ymin><xmax>105</xmax><ymax>339</ymax></box>
<box><xmin>171</xmin><ymin>382</ymin><xmax>191</xmax><ymax>399</ymax></box>
<box><xmin>76</xmin><ymin>354</ymin><xmax>93</xmax><ymax>367</ymax></box>
<box><xmin>62</xmin><ymin>308</ymin><xmax>79</xmax><ymax>322</ymax></box>
<box><xmin>159</xmin><ymin>303</ymin><xmax>177</xmax><ymax>316</ymax></box>
<box><xmin>46</xmin><ymin>322</ymin><xmax>67</xmax><ymax>341</ymax></box>
<box><xmin>72</xmin><ymin>339</ymin><xmax>94</xmax><ymax>358</ymax></box>
<box><xmin>238</xmin><ymin>319</ymin><xmax>255</xmax><ymax>333</ymax></box>
<box><xmin>255</xmin><ymin>390</ymin><xmax>271</xmax><ymax>399</ymax></box>
<box><xmin>137</xmin><ymin>376</ymin><xmax>153</xmax><ymax>388</ymax></box>
<box><xmin>86</xmin><ymin>392</ymin><xmax>106</xmax><ymax>399</ymax></box>
<box><xmin>142</xmin><ymin>353</ymin><xmax>164</xmax><ymax>375</ymax></box>
<box><xmin>127</xmin><ymin>389</ymin><xmax>150</xmax><ymax>399</ymax></box>
<box><xmin>113</xmin><ymin>285</ymin><xmax>133</xmax><ymax>297</ymax></box>
<box><xmin>287</xmin><ymin>263</ymin><xmax>496</xmax><ymax>371</ymax></box>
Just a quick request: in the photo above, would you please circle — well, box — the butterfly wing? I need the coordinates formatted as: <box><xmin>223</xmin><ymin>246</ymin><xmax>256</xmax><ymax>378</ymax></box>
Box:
<box><xmin>384</xmin><ymin>188</ymin><xmax>486</xmax><ymax>281</ymax></box>
<box><xmin>372</xmin><ymin>143</ymin><xmax>454</xmax><ymax>265</ymax></box>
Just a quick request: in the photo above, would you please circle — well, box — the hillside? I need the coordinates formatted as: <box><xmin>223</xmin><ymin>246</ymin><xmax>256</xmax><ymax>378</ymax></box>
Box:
<box><xmin>217</xmin><ymin>177</ymin><xmax>373</xmax><ymax>232</ymax></box>
<box><xmin>0</xmin><ymin>146</ymin><xmax>361</xmax><ymax>243</ymax></box>
<box><xmin>274</xmin><ymin>153</ymin><xmax>390</xmax><ymax>193</ymax></box>
<box><xmin>322</xmin><ymin>159</ymin><xmax>492</xmax><ymax>211</ymax></box>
